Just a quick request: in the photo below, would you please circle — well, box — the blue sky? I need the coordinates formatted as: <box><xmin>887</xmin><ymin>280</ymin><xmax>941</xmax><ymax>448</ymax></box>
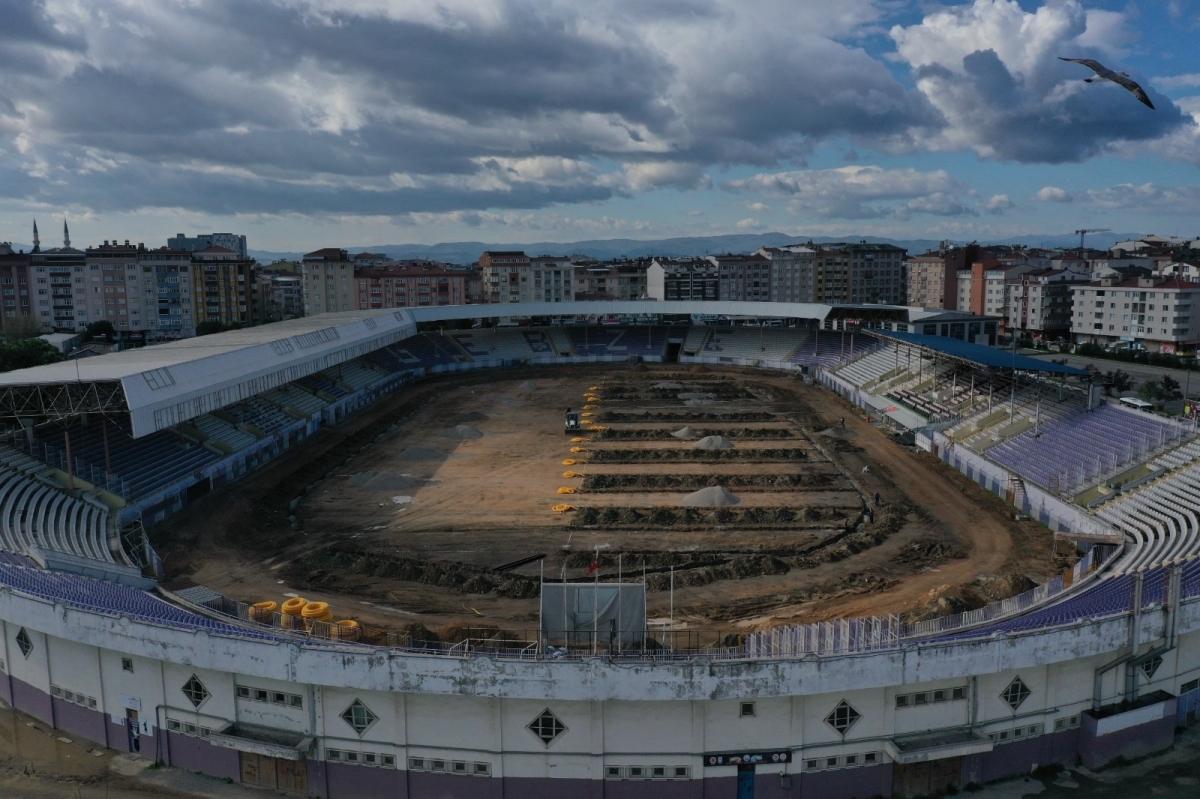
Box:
<box><xmin>0</xmin><ymin>0</ymin><xmax>1197</xmax><ymax>251</ymax></box>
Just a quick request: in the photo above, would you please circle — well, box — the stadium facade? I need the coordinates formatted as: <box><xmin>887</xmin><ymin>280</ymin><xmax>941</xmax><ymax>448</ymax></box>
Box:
<box><xmin>0</xmin><ymin>301</ymin><xmax>1195</xmax><ymax>798</ymax></box>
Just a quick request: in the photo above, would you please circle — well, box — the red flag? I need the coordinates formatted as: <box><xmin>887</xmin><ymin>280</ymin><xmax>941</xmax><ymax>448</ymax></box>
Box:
<box><xmin>585</xmin><ymin>558</ymin><xmax>599</xmax><ymax>576</ymax></box>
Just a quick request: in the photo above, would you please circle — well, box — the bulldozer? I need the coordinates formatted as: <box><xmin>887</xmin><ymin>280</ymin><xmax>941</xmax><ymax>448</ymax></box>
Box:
<box><xmin>564</xmin><ymin>408</ymin><xmax>581</xmax><ymax>435</ymax></box>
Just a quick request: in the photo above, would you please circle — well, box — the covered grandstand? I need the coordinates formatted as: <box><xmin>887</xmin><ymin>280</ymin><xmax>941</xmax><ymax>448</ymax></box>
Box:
<box><xmin>0</xmin><ymin>302</ymin><xmax>1196</xmax><ymax>797</ymax></box>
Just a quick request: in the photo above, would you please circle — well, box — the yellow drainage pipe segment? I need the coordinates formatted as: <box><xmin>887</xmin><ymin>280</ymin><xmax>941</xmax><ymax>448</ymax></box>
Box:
<box><xmin>562</xmin><ymin>459</ymin><xmax>579</xmax><ymax>465</ymax></box>
<box><xmin>570</xmin><ymin>437</ymin><xmax>589</xmax><ymax>443</ymax></box>
<box><xmin>301</xmin><ymin>601</ymin><xmax>334</xmax><ymax>622</ymax></box>
<box><xmin>563</xmin><ymin>471</ymin><xmax>583</xmax><ymax>478</ymax></box>
<box><xmin>251</xmin><ymin>601</ymin><xmax>277</xmax><ymax>623</ymax></box>
<box><xmin>334</xmin><ymin>620</ymin><xmax>361</xmax><ymax>641</ymax></box>
<box><xmin>281</xmin><ymin>597</ymin><xmax>307</xmax><ymax>616</ymax></box>
<box><xmin>556</xmin><ymin>487</ymin><xmax>577</xmax><ymax>494</ymax></box>
<box><xmin>589</xmin><ymin>386</ymin><xmax>600</xmax><ymax>390</ymax></box>
<box><xmin>552</xmin><ymin>504</ymin><xmax>576</xmax><ymax>513</ymax></box>
<box><xmin>569</xmin><ymin>447</ymin><xmax>586</xmax><ymax>453</ymax></box>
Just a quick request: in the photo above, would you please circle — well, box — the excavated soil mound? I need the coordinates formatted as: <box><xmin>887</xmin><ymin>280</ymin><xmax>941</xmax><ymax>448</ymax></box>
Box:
<box><xmin>518</xmin><ymin>380</ymin><xmax>537</xmax><ymax>390</ymax></box>
<box><xmin>653</xmin><ymin>381</ymin><xmax>684</xmax><ymax>390</ymax></box>
<box><xmin>397</xmin><ymin>446</ymin><xmax>450</xmax><ymax>461</ymax></box>
<box><xmin>442</xmin><ymin>424</ymin><xmax>484</xmax><ymax>439</ymax></box>
<box><xmin>679</xmin><ymin>486</ymin><xmax>741</xmax><ymax>507</ymax></box>
<box><xmin>679</xmin><ymin>391</ymin><xmax>717</xmax><ymax>401</ymax></box>
<box><xmin>820</xmin><ymin>426</ymin><xmax>857</xmax><ymax>439</ymax></box>
<box><xmin>692</xmin><ymin>435</ymin><xmax>734</xmax><ymax>450</ymax></box>
<box><xmin>455</xmin><ymin>410</ymin><xmax>489</xmax><ymax>422</ymax></box>
<box><xmin>672</xmin><ymin>426</ymin><xmax>698</xmax><ymax>439</ymax></box>
<box><xmin>347</xmin><ymin>471</ymin><xmax>426</xmax><ymax>491</ymax></box>
<box><xmin>690</xmin><ymin>365</ymin><xmax>710</xmax><ymax>374</ymax></box>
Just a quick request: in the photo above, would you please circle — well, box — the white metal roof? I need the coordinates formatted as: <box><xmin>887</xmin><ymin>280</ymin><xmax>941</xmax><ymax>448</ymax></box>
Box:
<box><xmin>0</xmin><ymin>300</ymin><xmax>971</xmax><ymax>437</ymax></box>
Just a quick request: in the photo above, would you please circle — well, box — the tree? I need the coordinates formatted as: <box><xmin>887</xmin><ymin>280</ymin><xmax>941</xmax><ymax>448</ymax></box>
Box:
<box><xmin>84</xmin><ymin>320</ymin><xmax>116</xmax><ymax>342</ymax></box>
<box><xmin>1138</xmin><ymin>380</ymin><xmax>1162</xmax><ymax>402</ymax></box>
<box><xmin>0</xmin><ymin>315</ymin><xmax>46</xmax><ymax>341</ymax></box>
<box><xmin>1159</xmin><ymin>374</ymin><xmax>1183</xmax><ymax>401</ymax></box>
<box><xmin>1101</xmin><ymin>369</ymin><xmax>1134</xmax><ymax>396</ymax></box>
<box><xmin>0</xmin><ymin>338</ymin><xmax>64</xmax><ymax>373</ymax></box>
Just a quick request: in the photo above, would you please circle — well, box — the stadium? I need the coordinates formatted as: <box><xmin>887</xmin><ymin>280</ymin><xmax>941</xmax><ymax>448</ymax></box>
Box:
<box><xmin>0</xmin><ymin>299</ymin><xmax>1196</xmax><ymax>799</ymax></box>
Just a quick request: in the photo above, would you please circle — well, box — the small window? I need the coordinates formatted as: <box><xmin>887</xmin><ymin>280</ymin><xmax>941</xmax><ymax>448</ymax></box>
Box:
<box><xmin>407</xmin><ymin>757</ymin><xmax>425</xmax><ymax>771</ymax></box>
<box><xmin>430</xmin><ymin>759</ymin><xmax>446</xmax><ymax>773</ymax></box>
<box><xmin>933</xmin><ymin>690</ymin><xmax>947</xmax><ymax>702</ymax></box>
<box><xmin>673</xmin><ymin>766</ymin><xmax>690</xmax><ymax>779</ymax></box>
<box><xmin>289</xmin><ymin>695</ymin><xmax>303</xmax><ymax>708</ymax></box>
<box><xmin>88</xmin><ymin>697</ymin><xmax>97</xmax><ymax>709</ymax></box>
<box><xmin>341</xmin><ymin>700</ymin><xmax>378</xmax><ymax>736</ymax></box>
<box><xmin>254</xmin><ymin>689</ymin><xmax>268</xmax><ymax>702</ymax></box>
<box><xmin>896</xmin><ymin>694</ymin><xmax>909</xmax><ymax>708</ymax></box>
<box><xmin>914</xmin><ymin>692</ymin><xmax>929</xmax><ymax>705</ymax></box>
<box><xmin>346</xmin><ymin>752</ymin><xmax>359</xmax><ymax>763</ymax></box>
<box><xmin>1001</xmin><ymin>677</ymin><xmax>1032</xmax><ymax>711</ymax></box>
<box><xmin>327</xmin><ymin>750</ymin><xmax>342</xmax><ymax>761</ymax></box>
<box><xmin>740</xmin><ymin>702</ymin><xmax>756</xmax><ymax>717</ymax></box>
<box><xmin>1055</xmin><ymin>718</ymin><xmax>1068</xmax><ymax>731</ymax></box>
<box><xmin>121</xmin><ymin>658</ymin><xmax>134</xmax><ymax>673</ymax></box>
<box><xmin>1182</xmin><ymin>679</ymin><xmax>1199</xmax><ymax>693</ymax></box>
<box><xmin>364</xmin><ymin>753</ymin><xmax>378</xmax><ymax>765</ymax></box>
<box><xmin>825</xmin><ymin>700</ymin><xmax>861</xmax><ymax>735</ymax></box>
<box><xmin>845</xmin><ymin>754</ymin><xmax>858</xmax><ymax>766</ymax></box>
<box><xmin>473</xmin><ymin>762</ymin><xmax>489</xmax><ymax>776</ymax></box>
<box><xmin>952</xmin><ymin>687</ymin><xmax>966</xmax><ymax>700</ymax></box>
<box><xmin>651</xmin><ymin>766</ymin><xmax>667</xmax><ymax>778</ymax></box>
<box><xmin>181</xmin><ymin>675</ymin><xmax>210</xmax><ymax>709</ymax></box>
<box><xmin>452</xmin><ymin>761</ymin><xmax>467</xmax><ymax>774</ymax></box>
<box><xmin>185</xmin><ymin>723</ymin><xmax>198</xmax><ymax>735</ymax></box>
<box><xmin>236</xmin><ymin>686</ymin><xmax>250</xmax><ymax>699</ymax></box>
<box><xmin>864</xmin><ymin>753</ymin><xmax>877</xmax><ymax>764</ymax></box>
<box><xmin>825</xmin><ymin>757</ymin><xmax>839</xmax><ymax>768</ymax></box>
<box><xmin>605</xmin><ymin>766</ymin><xmax>622</xmax><ymax>779</ymax></box>
<box><xmin>270</xmin><ymin>692</ymin><xmax>286</xmax><ymax>705</ymax></box>
<box><xmin>15</xmin><ymin>628</ymin><xmax>33</xmax><ymax>659</ymax></box>
<box><xmin>383</xmin><ymin>755</ymin><xmax>397</xmax><ymax>768</ymax></box>
<box><xmin>805</xmin><ymin>759</ymin><xmax>819</xmax><ymax>770</ymax></box>
<box><xmin>51</xmin><ymin>686</ymin><xmax>62</xmax><ymax>697</ymax></box>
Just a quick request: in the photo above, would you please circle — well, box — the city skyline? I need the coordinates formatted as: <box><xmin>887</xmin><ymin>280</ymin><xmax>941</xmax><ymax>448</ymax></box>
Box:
<box><xmin>1</xmin><ymin>1</ymin><xmax>1198</xmax><ymax>251</ymax></box>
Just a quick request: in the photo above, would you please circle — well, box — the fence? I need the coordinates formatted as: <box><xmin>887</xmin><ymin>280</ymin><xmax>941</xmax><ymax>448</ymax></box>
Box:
<box><xmin>743</xmin><ymin>615</ymin><xmax>900</xmax><ymax>658</ymax></box>
<box><xmin>902</xmin><ymin>544</ymin><xmax>1120</xmax><ymax>639</ymax></box>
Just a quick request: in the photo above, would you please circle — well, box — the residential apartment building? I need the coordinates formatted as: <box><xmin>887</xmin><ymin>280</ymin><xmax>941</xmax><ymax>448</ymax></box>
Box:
<box><xmin>478</xmin><ymin>251</ymin><xmax>532</xmax><ymax>304</ymax></box>
<box><xmin>355</xmin><ymin>263</ymin><xmax>466</xmax><ymax>309</ymax></box>
<box><xmin>301</xmin><ymin>248</ymin><xmax>354</xmax><ymax>315</ymax></box>
<box><xmin>168</xmin><ymin>232</ymin><xmax>248</xmax><ymax>257</ymax></box>
<box><xmin>192</xmin><ymin>246</ymin><xmax>254</xmax><ymax>329</ymax></box>
<box><xmin>139</xmin><ymin>247</ymin><xmax>195</xmax><ymax>338</ymax></box>
<box><xmin>30</xmin><ymin>222</ymin><xmax>86</xmax><ymax>332</ymax></box>
<box><xmin>84</xmin><ymin>241</ymin><xmax>147</xmax><ymax>333</ymax></box>
<box><xmin>756</xmin><ymin>245</ymin><xmax>816</xmax><ymax>303</ymax></box>
<box><xmin>1007</xmin><ymin>269</ymin><xmax>1089</xmax><ymax>340</ymax></box>
<box><xmin>573</xmin><ymin>260</ymin><xmax>649</xmax><ymax>300</ymax></box>
<box><xmin>255</xmin><ymin>270</ymin><xmax>303</xmax><ymax>322</ymax></box>
<box><xmin>0</xmin><ymin>243</ymin><xmax>34</xmax><ymax>328</ymax></box>
<box><xmin>1070</xmin><ymin>276</ymin><xmax>1200</xmax><ymax>353</ymax></box>
<box><xmin>905</xmin><ymin>244</ymin><xmax>982</xmax><ymax>309</ymax></box>
<box><xmin>647</xmin><ymin>258</ymin><xmax>719</xmax><ymax>301</ymax></box>
<box><xmin>709</xmin><ymin>254</ymin><xmax>771</xmax><ymax>302</ymax></box>
<box><xmin>530</xmin><ymin>256</ymin><xmax>574</xmax><ymax>303</ymax></box>
<box><xmin>816</xmin><ymin>243</ymin><xmax>906</xmax><ymax>304</ymax></box>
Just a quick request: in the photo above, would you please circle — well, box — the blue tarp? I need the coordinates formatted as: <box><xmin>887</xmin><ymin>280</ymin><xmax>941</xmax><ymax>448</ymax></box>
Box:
<box><xmin>867</xmin><ymin>330</ymin><xmax>1089</xmax><ymax>376</ymax></box>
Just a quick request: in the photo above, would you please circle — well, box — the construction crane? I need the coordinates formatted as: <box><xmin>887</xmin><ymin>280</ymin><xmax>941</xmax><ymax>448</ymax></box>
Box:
<box><xmin>1074</xmin><ymin>228</ymin><xmax>1111</xmax><ymax>255</ymax></box>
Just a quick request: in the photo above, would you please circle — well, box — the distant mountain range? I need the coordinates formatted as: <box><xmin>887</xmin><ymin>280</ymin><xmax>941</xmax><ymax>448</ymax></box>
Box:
<box><xmin>4</xmin><ymin>231</ymin><xmax>1145</xmax><ymax>265</ymax></box>
<box><xmin>248</xmin><ymin>231</ymin><xmax>1142</xmax><ymax>265</ymax></box>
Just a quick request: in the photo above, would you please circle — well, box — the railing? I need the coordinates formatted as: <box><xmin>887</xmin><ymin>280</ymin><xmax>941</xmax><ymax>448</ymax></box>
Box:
<box><xmin>903</xmin><ymin>544</ymin><xmax>1120</xmax><ymax>639</ymax></box>
<box><xmin>744</xmin><ymin>615</ymin><xmax>900</xmax><ymax>658</ymax></box>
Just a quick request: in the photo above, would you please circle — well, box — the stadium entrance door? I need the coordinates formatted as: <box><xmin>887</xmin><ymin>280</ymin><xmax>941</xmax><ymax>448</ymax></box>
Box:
<box><xmin>892</xmin><ymin>756</ymin><xmax>961</xmax><ymax>796</ymax></box>
<box><xmin>736</xmin><ymin>764</ymin><xmax>755</xmax><ymax>798</ymax></box>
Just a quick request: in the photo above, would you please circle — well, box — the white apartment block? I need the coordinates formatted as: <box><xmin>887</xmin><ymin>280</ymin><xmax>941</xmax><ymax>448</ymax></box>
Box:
<box><xmin>301</xmin><ymin>248</ymin><xmax>354</xmax><ymax>315</ymax></box>
<box><xmin>1070</xmin><ymin>276</ymin><xmax>1200</xmax><ymax>353</ymax></box>
<box><xmin>757</xmin><ymin>246</ymin><xmax>816</xmax><ymax>303</ymax></box>
<box><xmin>1006</xmin><ymin>269</ymin><xmax>1088</xmax><ymax>339</ymax></box>
<box><xmin>530</xmin><ymin>256</ymin><xmax>574</xmax><ymax>303</ymax></box>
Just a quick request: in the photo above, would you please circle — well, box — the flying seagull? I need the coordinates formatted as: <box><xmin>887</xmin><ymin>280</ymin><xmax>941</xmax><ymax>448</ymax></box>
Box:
<box><xmin>1059</xmin><ymin>57</ymin><xmax>1154</xmax><ymax>109</ymax></box>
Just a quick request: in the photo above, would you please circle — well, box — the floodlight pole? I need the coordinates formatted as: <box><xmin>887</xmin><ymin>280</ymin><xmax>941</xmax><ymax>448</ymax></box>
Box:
<box><xmin>669</xmin><ymin>566</ymin><xmax>675</xmax><ymax>651</ymax></box>
<box><xmin>593</xmin><ymin>547</ymin><xmax>599</xmax><ymax>655</ymax></box>
<box><xmin>617</xmin><ymin>554</ymin><xmax>622</xmax><ymax>654</ymax></box>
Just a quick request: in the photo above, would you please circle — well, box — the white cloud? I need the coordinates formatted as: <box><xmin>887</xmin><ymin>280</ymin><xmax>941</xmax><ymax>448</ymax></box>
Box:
<box><xmin>984</xmin><ymin>194</ymin><xmax>1016</xmax><ymax>213</ymax></box>
<box><xmin>1034</xmin><ymin>186</ymin><xmax>1073</xmax><ymax>202</ymax></box>
<box><xmin>890</xmin><ymin>0</ymin><xmax>1185</xmax><ymax>163</ymax></box>
<box><xmin>724</xmin><ymin>165</ymin><xmax>968</xmax><ymax>219</ymax></box>
<box><xmin>611</xmin><ymin>161</ymin><xmax>711</xmax><ymax>192</ymax></box>
<box><xmin>735</xmin><ymin>217</ymin><xmax>763</xmax><ymax>231</ymax></box>
<box><xmin>1076</xmin><ymin>183</ymin><xmax>1200</xmax><ymax>212</ymax></box>
<box><xmin>1154</xmin><ymin>74</ymin><xmax>1200</xmax><ymax>91</ymax></box>
<box><xmin>747</xmin><ymin>202</ymin><xmax>770</xmax><ymax>212</ymax></box>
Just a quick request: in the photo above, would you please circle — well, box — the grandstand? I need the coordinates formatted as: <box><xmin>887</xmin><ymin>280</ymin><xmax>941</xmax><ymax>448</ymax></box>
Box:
<box><xmin>0</xmin><ymin>303</ymin><xmax>1195</xmax><ymax>798</ymax></box>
